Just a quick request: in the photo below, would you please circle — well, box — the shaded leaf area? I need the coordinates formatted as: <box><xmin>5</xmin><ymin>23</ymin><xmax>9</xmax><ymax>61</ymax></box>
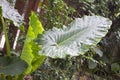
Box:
<box><xmin>0</xmin><ymin>0</ymin><xmax>23</xmax><ymax>27</ymax></box>
<box><xmin>39</xmin><ymin>0</ymin><xmax>74</xmax><ymax>30</ymax></box>
<box><xmin>37</xmin><ymin>16</ymin><xmax>111</xmax><ymax>58</ymax></box>
<box><xmin>0</xmin><ymin>56</ymin><xmax>27</xmax><ymax>76</ymax></box>
<box><xmin>111</xmin><ymin>63</ymin><xmax>120</xmax><ymax>72</ymax></box>
<box><xmin>64</xmin><ymin>0</ymin><xmax>120</xmax><ymax>20</ymax></box>
<box><xmin>32</xmin><ymin>56</ymin><xmax>108</xmax><ymax>80</ymax></box>
<box><xmin>88</xmin><ymin>60</ymin><xmax>97</xmax><ymax>69</ymax></box>
<box><xmin>21</xmin><ymin>12</ymin><xmax>46</xmax><ymax>74</ymax></box>
<box><xmin>33</xmin><ymin>57</ymin><xmax>82</xmax><ymax>80</ymax></box>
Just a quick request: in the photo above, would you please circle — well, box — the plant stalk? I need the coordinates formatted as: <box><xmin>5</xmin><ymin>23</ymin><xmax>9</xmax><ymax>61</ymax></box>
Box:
<box><xmin>7</xmin><ymin>76</ymin><xmax>13</xmax><ymax>80</ymax></box>
<box><xmin>17</xmin><ymin>74</ymin><xmax>24</xmax><ymax>80</ymax></box>
<box><xmin>13</xmin><ymin>75</ymin><xmax>18</xmax><ymax>80</ymax></box>
<box><xmin>1</xmin><ymin>74</ymin><xmax>6</xmax><ymax>80</ymax></box>
<box><xmin>1</xmin><ymin>16</ymin><xmax>11</xmax><ymax>57</ymax></box>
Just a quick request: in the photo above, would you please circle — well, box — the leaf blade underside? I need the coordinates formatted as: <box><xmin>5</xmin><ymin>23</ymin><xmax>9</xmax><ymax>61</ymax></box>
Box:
<box><xmin>38</xmin><ymin>16</ymin><xmax>112</xmax><ymax>58</ymax></box>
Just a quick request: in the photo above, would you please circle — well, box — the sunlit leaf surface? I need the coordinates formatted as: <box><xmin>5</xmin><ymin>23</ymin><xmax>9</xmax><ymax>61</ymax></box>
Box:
<box><xmin>37</xmin><ymin>16</ymin><xmax>112</xmax><ymax>58</ymax></box>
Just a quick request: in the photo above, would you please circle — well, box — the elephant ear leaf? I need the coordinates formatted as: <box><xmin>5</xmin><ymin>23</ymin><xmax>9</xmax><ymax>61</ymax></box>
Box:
<box><xmin>0</xmin><ymin>0</ymin><xmax>23</xmax><ymax>26</ymax></box>
<box><xmin>37</xmin><ymin>16</ymin><xmax>112</xmax><ymax>58</ymax></box>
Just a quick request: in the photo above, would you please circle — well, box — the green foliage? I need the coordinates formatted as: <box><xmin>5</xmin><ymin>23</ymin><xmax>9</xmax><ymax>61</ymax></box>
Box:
<box><xmin>33</xmin><ymin>0</ymin><xmax>120</xmax><ymax>79</ymax></box>
<box><xmin>88</xmin><ymin>60</ymin><xmax>97</xmax><ymax>69</ymax></box>
<box><xmin>21</xmin><ymin>12</ymin><xmax>46</xmax><ymax>74</ymax></box>
<box><xmin>0</xmin><ymin>0</ymin><xmax>119</xmax><ymax>79</ymax></box>
<box><xmin>37</xmin><ymin>16</ymin><xmax>112</xmax><ymax>58</ymax></box>
<box><xmin>39</xmin><ymin>0</ymin><xmax>75</xmax><ymax>29</ymax></box>
<box><xmin>0</xmin><ymin>7</ymin><xmax>46</xmax><ymax>79</ymax></box>
<box><xmin>85</xmin><ymin>0</ymin><xmax>94</xmax><ymax>3</ymax></box>
<box><xmin>0</xmin><ymin>7</ymin><xmax>2</xmax><ymax>16</ymax></box>
<box><xmin>0</xmin><ymin>0</ymin><xmax>23</xmax><ymax>26</ymax></box>
<box><xmin>0</xmin><ymin>57</ymin><xmax>27</xmax><ymax>76</ymax></box>
<box><xmin>0</xmin><ymin>7</ymin><xmax>2</xmax><ymax>32</ymax></box>
<box><xmin>0</xmin><ymin>6</ymin><xmax>3</xmax><ymax>34</ymax></box>
<box><xmin>0</xmin><ymin>5</ymin><xmax>27</xmax><ymax>79</ymax></box>
<box><xmin>67</xmin><ymin>0</ymin><xmax>120</xmax><ymax>20</ymax></box>
<box><xmin>111</xmin><ymin>63</ymin><xmax>120</xmax><ymax>72</ymax></box>
<box><xmin>92</xmin><ymin>46</ymin><xmax>103</xmax><ymax>57</ymax></box>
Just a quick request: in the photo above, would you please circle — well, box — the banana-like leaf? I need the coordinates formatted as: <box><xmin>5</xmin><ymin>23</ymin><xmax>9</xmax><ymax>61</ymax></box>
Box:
<box><xmin>0</xmin><ymin>0</ymin><xmax>23</xmax><ymax>26</ymax></box>
<box><xmin>38</xmin><ymin>16</ymin><xmax>112</xmax><ymax>58</ymax></box>
<box><xmin>21</xmin><ymin>12</ymin><xmax>45</xmax><ymax>74</ymax></box>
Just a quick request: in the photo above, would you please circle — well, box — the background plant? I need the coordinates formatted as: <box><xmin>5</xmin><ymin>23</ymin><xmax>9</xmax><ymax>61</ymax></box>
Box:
<box><xmin>39</xmin><ymin>0</ymin><xmax>75</xmax><ymax>30</ymax></box>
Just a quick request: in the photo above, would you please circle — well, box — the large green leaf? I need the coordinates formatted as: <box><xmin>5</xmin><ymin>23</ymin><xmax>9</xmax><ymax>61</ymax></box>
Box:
<box><xmin>21</xmin><ymin>12</ymin><xmax>45</xmax><ymax>74</ymax></box>
<box><xmin>0</xmin><ymin>57</ymin><xmax>27</xmax><ymax>76</ymax></box>
<box><xmin>38</xmin><ymin>16</ymin><xmax>112</xmax><ymax>58</ymax></box>
<box><xmin>0</xmin><ymin>0</ymin><xmax>23</xmax><ymax>26</ymax></box>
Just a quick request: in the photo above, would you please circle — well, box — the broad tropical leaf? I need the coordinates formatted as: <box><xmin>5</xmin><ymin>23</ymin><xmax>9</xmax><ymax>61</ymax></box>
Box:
<box><xmin>0</xmin><ymin>0</ymin><xmax>23</xmax><ymax>26</ymax></box>
<box><xmin>0</xmin><ymin>57</ymin><xmax>27</xmax><ymax>76</ymax></box>
<box><xmin>21</xmin><ymin>12</ymin><xmax>45</xmax><ymax>74</ymax></box>
<box><xmin>38</xmin><ymin>16</ymin><xmax>112</xmax><ymax>58</ymax></box>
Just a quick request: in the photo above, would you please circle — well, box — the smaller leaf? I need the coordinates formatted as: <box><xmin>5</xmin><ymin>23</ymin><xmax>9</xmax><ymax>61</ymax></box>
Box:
<box><xmin>111</xmin><ymin>63</ymin><xmax>120</xmax><ymax>72</ymax></box>
<box><xmin>93</xmin><ymin>46</ymin><xmax>103</xmax><ymax>57</ymax></box>
<box><xmin>0</xmin><ymin>57</ymin><xmax>28</xmax><ymax>76</ymax></box>
<box><xmin>116</xmin><ymin>12</ymin><xmax>120</xmax><ymax>17</ymax></box>
<box><xmin>85</xmin><ymin>0</ymin><xmax>94</xmax><ymax>3</ymax></box>
<box><xmin>88</xmin><ymin>60</ymin><xmax>97</xmax><ymax>69</ymax></box>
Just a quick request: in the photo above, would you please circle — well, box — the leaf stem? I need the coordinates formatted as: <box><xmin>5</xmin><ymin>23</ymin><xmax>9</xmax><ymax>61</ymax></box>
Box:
<box><xmin>1</xmin><ymin>74</ymin><xmax>6</xmax><ymax>80</ymax></box>
<box><xmin>7</xmin><ymin>76</ymin><xmax>13</xmax><ymax>80</ymax></box>
<box><xmin>17</xmin><ymin>74</ymin><xmax>24</xmax><ymax>80</ymax></box>
<box><xmin>1</xmin><ymin>16</ymin><xmax>11</xmax><ymax>57</ymax></box>
<box><xmin>13</xmin><ymin>75</ymin><xmax>18</xmax><ymax>80</ymax></box>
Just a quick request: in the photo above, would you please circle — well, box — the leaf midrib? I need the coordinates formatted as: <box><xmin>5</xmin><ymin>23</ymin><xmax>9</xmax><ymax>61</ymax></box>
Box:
<box><xmin>58</xmin><ymin>27</ymin><xmax>87</xmax><ymax>46</ymax></box>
